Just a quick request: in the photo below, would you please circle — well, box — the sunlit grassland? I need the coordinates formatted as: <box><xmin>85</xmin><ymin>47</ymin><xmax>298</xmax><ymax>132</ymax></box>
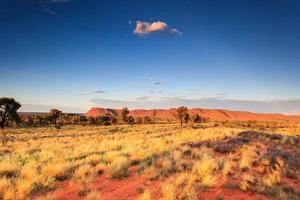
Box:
<box><xmin>0</xmin><ymin>122</ymin><xmax>299</xmax><ymax>200</ymax></box>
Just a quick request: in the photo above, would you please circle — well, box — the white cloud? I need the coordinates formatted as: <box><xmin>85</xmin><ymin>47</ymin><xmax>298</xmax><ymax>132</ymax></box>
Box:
<box><xmin>135</xmin><ymin>77</ymin><xmax>166</xmax><ymax>86</ymax></box>
<box><xmin>133</xmin><ymin>21</ymin><xmax>182</xmax><ymax>36</ymax></box>
<box><xmin>75</xmin><ymin>90</ymin><xmax>106</xmax><ymax>95</ymax></box>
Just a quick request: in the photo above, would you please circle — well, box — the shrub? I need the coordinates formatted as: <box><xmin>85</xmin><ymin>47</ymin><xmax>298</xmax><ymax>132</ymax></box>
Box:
<box><xmin>214</xmin><ymin>138</ymin><xmax>249</xmax><ymax>154</ymax></box>
<box><xmin>108</xmin><ymin>157</ymin><xmax>130</xmax><ymax>179</ymax></box>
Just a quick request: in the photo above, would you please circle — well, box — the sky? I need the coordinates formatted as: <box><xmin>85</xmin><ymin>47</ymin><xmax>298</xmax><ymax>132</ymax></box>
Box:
<box><xmin>1</xmin><ymin>0</ymin><xmax>300</xmax><ymax>114</ymax></box>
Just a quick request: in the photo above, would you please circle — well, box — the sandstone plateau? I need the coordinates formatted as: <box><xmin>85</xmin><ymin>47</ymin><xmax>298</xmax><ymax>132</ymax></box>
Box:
<box><xmin>86</xmin><ymin>107</ymin><xmax>300</xmax><ymax>121</ymax></box>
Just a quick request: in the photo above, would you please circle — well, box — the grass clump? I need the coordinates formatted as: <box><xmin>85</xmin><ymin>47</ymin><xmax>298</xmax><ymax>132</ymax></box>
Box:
<box><xmin>0</xmin><ymin>161</ymin><xmax>19</xmax><ymax>178</ymax></box>
<box><xmin>262</xmin><ymin>158</ymin><xmax>284</xmax><ymax>187</ymax></box>
<box><xmin>222</xmin><ymin>159</ymin><xmax>233</xmax><ymax>176</ymax></box>
<box><xmin>41</xmin><ymin>162</ymin><xmax>73</xmax><ymax>181</ymax></box>
<box><xmin>161</xmin><ymin>183</ymin><xmax>175</xmax><ymax>200</ymax></box>
<box><xmin>192</xmin><ymin>153</ymin><xmax>217</xmax><ymax>187</ymax></box>
<box><xmin>240</xmin><ymin>173</ymin><xmax>255</xmax><ymax>191</ymax></box>
<box><xmin>108</xmin><ymin>156</ymin><xmax>130</xmax><ymax>179</ymax></box>
<box><xmin>73</xmin><ymin>164</ymin><xmax>95</xmax><ymax>197</ymax></box>
<box><xmin>239</xmin><ymin>146</ymin><xmax>257</xmax><ymax>171</ymax></box>
<box><xmin>177</xmin><ymin>175</ymin><xmax>198</xmax><ymax>200</ymax></box>
<box><xmin>0</xmin><ymin>178</ymin><xmax>11</xmax><ymax>199</ymax></box>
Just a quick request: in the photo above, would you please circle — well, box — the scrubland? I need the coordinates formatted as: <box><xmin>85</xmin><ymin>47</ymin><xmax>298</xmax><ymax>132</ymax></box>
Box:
<box><xmin>0</xmin><ymin>122</ymin><xmax>299</xmax><ymax>200</ymax></box>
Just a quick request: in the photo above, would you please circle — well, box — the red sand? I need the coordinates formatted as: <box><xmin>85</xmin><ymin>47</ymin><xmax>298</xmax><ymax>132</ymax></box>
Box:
<box><xmin>38</xmin><ymin>167</ymin><xmax>271</xmax><ymax>200</ymax></box>
<box><xmin>39</xmin><ymin>167</ymin><xmax>161</xmax><ymax>200</ymax></box>
<box><xmin>86</xmin><ymin>107</ymin><xmax>300</xmax><ymax>122</ymax></box>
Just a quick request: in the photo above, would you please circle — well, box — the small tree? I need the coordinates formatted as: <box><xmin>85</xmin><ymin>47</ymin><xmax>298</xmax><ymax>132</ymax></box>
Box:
<box><xmin>144</xmin><ymin>116</ymin><xmax>152</xmax><ymax>124</ymax></box>
<box><xmin>192</xmin><ymin>114</ymin><xmax>202</xmax><ymax>123</ymax></box>
<box><xmin>152</xmin><ymin>109</ymin><xmax>157</xmax><ymax>127</ymax></box>
<box><xmin>0</xmin><ymin>97</ymin><xmax>21</xmax><ymax>146</ymax></box>
<box><xmin>48</xmin><ymin>109</ymin><xmax>62</xmax><ymax>129</ymax></box>
<box><xmin>100</xmin><ymin>115</ymin><xmax>111</xmax><ymax>126</ymax></box>
<box><xmin>120</xmin><ymin>107</ymin><xmax>129</xmax><ymax>124</ymax></box>
<box><xmin>127</xmin><ymin>116</ymin><xmax>135</xmax><ymax>125</ymax></box>
<box><xmin>111</xmin><ymin>116</ymin><xmax>118</xmax><ymax>125</ymax></box>
<box><xmin>183</xmin><ymin>112</ymin><xmax>190</xmax><ymax>124</ymax></box>
<box><xmin>176</xmin><ymin>106</ymin><xmax>188</xmax><ymax>126</ymax></box>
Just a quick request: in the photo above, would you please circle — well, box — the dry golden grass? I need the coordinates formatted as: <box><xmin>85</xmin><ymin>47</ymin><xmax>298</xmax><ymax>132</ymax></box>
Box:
<box><xmin>177</xmin><ymin>175</ymin><xmax>198</xmax><ymax>200</ymax></box>
<box><xmin>262</xmin><ymin>158</ymin><xmax>284</xmax><ymax>187</ymax></box>
<box><xmin>161</xmin><ymin>183</ymin><xmax>175</xmax><ymax>200</ymax></box>
<box><xmin>138</xmin><ymin>190</ymin><xmax>151</xmax><ymax>200</ymax></box>
<box><xmin>222</xmin><ymin>159</ymin><xmax>234</xmax><ymax>177</ymax></box>
<box><xmin>107</xmin><ymin>156</ymin><xmax>130</xmax><ymax>179</ymax></box>
<box><xmin>192</xmin><ymin>153</ymin><xmax>217</xmax><ymax>187</ymax></box>
<box><xmin>0</xmin><ymin>122</ymin><xmax>298</xmax><ymax>199</ymax></box>
<box><xmin>239</xmin><ymin>146</ymin><xmax>257</xmax><ymax>171</ymax></box>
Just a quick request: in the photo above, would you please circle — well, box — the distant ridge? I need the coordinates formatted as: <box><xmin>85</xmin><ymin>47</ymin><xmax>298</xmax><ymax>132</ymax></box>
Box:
<box><xmin>86</xmin><ymin>107</ymin><xmax>300</xmax><ymax>121</ymax></box>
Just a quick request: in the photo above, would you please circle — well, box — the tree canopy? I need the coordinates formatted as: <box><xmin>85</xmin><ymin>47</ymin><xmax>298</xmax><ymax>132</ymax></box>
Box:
<box><xmin>0</xmin><ymin>97</ymin><xmax>21</xmax><ymax>129</ymax></box>
<box><xmin>48</xmin><ymin>109</ymin><xmax>62</xmax><ymax>127</ymax></box>
<box><xmin>120</xmin><ymin>107</ymin><xmax>129</xmax><ymax>123</ymax></box>
<box><xmin>176</xmin><ymin>106</ymin><xmax>188</xmax><ymax>126</ymax></box>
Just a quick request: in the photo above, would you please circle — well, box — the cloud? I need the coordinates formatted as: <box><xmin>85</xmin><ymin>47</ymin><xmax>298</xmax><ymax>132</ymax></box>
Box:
<box><xmin>133</xmin><ymin>21</ymin><xmax>182</xmax><ymax>36</ymax></box>
<box><xmin>76</xmin><ymin>90</ymin><xmax>106</xmax><ymax>95</ymax></box>
<box><xmin>90</xmin><ymin>97</ymin><xmax>300</xmax><ymax>115</ymax></box>
<box><xmin>152</xmin><ymin>81</ymin><xmax>163</xmax><ymax>85</ymax></box>
<box><xmin>43</xmin><ymin>8</ymin><xmax>56</xmax><ymax>15</ymax></box>
<box><xmin>136</xmin><ymin>96</ymin><xmax>151</xmax><ymax>101</ymax></box>
<box><xmin>25</xmin><ymin>0</ymin><xmax>71</xmax><ymax>15</ymax></box>
<box><xmin>93</xmin><ymin>90</ymin><xmax>106</xmax><ymax>94</ymax></box>
<box><xmin>136</xmin><ymin>77</ymin><xmax>166</xmax><ymax>86</ymax></box>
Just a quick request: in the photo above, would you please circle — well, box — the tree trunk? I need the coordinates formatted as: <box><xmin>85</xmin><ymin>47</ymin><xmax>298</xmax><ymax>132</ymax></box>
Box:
<box><xmin>180</xmin><ymin>118</ymin><xmax>183</xmax><ymax>127</ymax></box>
<box><xmin>1</xmin><ymin>119</ymin><xmax>6</xmax><ymax>146</ymax></box>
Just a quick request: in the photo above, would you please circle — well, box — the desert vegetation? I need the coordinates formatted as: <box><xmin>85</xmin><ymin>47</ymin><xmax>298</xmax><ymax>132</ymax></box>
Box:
<box><xmin>0</xmin><ymin>98</ymin><xmax>300</xmax><ymax>199</ymax></box>
<box><xmin>0</xmin><ymin>118</ymin><xmax>299</xmax><ymax>199</ymax></box>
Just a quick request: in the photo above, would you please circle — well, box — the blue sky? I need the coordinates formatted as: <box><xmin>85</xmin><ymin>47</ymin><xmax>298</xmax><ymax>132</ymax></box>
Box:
<box><xmin>1</xmin><ymin>0</ymin><xmax>300</xmax><ymax>114</ymax></box>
